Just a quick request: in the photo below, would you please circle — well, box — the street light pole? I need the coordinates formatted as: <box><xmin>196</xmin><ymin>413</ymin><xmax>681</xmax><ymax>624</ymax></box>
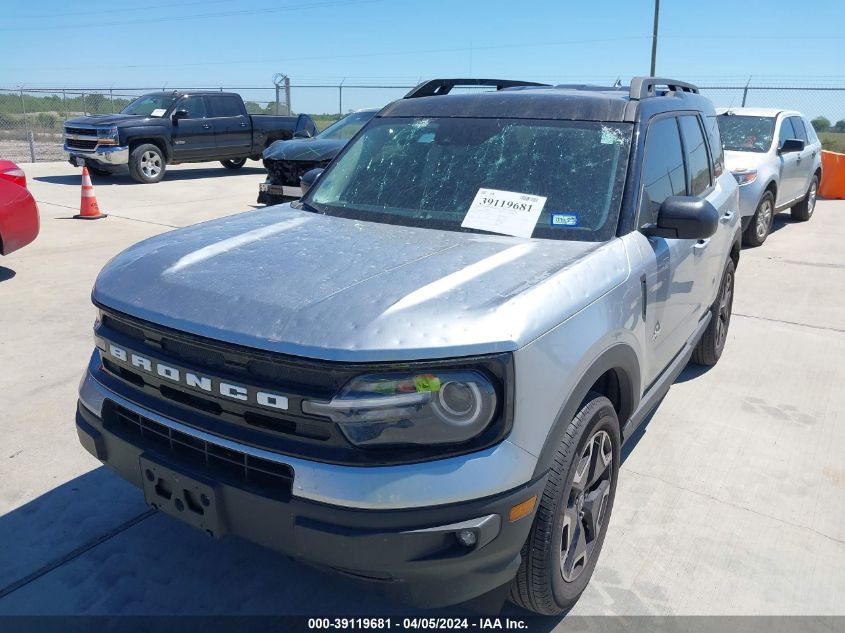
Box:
<box><xmin>650</xmin><ymin>0</ymin><xmax>660</xmax><ymax>76</ymax></box>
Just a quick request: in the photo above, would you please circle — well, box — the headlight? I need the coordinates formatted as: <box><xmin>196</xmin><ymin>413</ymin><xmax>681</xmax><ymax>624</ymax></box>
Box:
<box><xmin>302</xmin><ymin>370</ymin><xmax>498</xmax><ymax>447</ymax></box>
<box><xmin>96</xmin><ymin>126</ymin><xmax>119</xmax><ymax>145</ymax></box>
<box><xmin>731</xmin><ymin>169</ymin><xmax>757</xmax><ymax>185</ymax></box>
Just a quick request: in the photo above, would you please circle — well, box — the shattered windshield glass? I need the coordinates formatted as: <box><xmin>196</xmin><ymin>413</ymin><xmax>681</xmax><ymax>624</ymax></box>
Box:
<box><xmin>717</xmin><ymin>114</ymin><xmax>776</xmax><ymax>152</ymax></box>
<box><xmin>306</xmin><ymin>117</ymin><xmax>631</xmax><ymax>242</ymax></box>
<box><xmin>121</xmin><ymin>95</ymin><xmax>178</xmax><ymax>116</ymax></box>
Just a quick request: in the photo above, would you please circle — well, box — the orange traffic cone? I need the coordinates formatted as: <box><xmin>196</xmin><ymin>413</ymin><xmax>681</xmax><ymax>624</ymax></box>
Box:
<box><xmin>74</xmin><ymin>166</ymin><xmax>107</xmax><ymax>220</ymax></box>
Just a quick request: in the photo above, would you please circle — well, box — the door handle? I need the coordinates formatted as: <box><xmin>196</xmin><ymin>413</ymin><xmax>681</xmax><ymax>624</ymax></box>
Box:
<box><xmin>693</xmin><ymin>238</ymin><xmax>710</xmax><ymax>251</ymax></box>
<box><xmin>239</xmin><ymin>122</ymin><xmax>247</xmax><ymax>127</ymax></box>
<box><xmin>202</xmin><ymin>123</ymin><xmax>211</xmax><ymax>129</ymax></box>
<box><xmin>796</xmin><ymin>155</ymin><xmax>802</xmax><ymax>163</ymax></box>
<box><xmin>720</xmin><ymin>210</ymin><xmax>734</xmax><ymax>223</ymax></box>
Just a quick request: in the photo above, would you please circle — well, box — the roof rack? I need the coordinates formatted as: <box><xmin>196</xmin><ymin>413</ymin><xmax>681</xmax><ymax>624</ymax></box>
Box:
<box><xmin>628</xmin><ymin>77</ymin><xmax>699</xmax><ymax>100</ymax></box>
<box><xmin>404</xmin><ymin>78</ymin><xmax>549</xmax><ymax>99</ymax></box>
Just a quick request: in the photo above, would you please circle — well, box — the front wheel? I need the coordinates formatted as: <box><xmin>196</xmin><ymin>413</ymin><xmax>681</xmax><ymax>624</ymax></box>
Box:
<box><xmin>128</xmin><ymin>144</ymin><xmax>166</xmax><ymax>183</ymax></box>
<box><xmin>509</xmin><ymin>393</ymin><xmax>620</xmax><ymax>615</ymax></box>
<box><xmin>791</xmin><ymin>175</ymin><xmax>818</xmax><ymax>222</ymax></box>
<box><xmin>691</xmin><ymin>258</ymin><xmax>735</xmax><ymax>366</ymax></box>
<box><xmin>220</xmin><ymin>158</ymin><xmax>247</xmax><ymax>170</ymax></box>
<box><xmin>742</xmin><ymin>191</ymin><xmax>774</xmax><ymax>247</ymax></box>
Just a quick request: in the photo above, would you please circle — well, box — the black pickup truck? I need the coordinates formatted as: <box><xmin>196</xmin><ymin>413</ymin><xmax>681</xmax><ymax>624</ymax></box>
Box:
<box><xmin>64</xmin><ymin>91</ymin><xmax>317</xmax><ymax>183</ymax></box>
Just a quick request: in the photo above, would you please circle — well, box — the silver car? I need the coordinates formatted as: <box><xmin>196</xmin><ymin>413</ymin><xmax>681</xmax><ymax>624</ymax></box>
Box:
<box><xmin>717</xmin><ymin>107</ymin><xmax>822</xmax><ymax>246</ymax></box>
<box><xmin>76</xmin><ymin>78</ymin><xmax>740</xmax><ymax>615</ymax></box>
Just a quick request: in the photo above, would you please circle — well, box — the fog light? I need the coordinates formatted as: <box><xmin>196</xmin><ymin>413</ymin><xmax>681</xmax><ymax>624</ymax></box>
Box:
<box><xmin>456</xmin><ymin>528</ymin><xmax>477</xmax><ymax>548</ymax></box>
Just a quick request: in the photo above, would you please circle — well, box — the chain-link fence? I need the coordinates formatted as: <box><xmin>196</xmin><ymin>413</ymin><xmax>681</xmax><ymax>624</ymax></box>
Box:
<box><xmin>2</xmin><ymin>82</ymin><xmax>844</xmax><ymax>163</ymax></box>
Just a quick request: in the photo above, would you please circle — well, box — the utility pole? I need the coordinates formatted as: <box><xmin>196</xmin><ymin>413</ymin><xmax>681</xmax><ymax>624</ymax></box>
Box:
<box><xmin>650</xmin><ymin>0</ymin><xmax>660</xmax><ymax>76</ymax></box>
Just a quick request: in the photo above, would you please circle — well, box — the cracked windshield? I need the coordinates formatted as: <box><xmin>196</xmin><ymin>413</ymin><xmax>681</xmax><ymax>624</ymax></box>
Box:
<box><xmin>308</xmin><ymin>117</ymin><xmax>632</xmax><ymax>241</ymax></box>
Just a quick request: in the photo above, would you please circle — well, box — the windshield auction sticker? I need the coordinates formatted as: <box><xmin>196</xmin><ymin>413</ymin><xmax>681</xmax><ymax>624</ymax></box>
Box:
<box><xmin>461</xmin><ymin>188</ymin><xmax>546</xmax><ymax>238</ymax></box>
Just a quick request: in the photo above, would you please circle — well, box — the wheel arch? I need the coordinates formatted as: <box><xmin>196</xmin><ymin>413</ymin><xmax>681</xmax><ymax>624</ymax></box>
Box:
<box><xmin>531</xmin><ymin>344</ymin><xmax>640</xmax><ymax>478</ymax></box>
<box><xmin>128</xmin><ymin>137</ymin><xmax>171</xmax><ymax>162</ymax></box>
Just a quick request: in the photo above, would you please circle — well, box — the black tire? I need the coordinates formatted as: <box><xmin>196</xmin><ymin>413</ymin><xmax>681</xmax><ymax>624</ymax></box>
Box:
<box><xmin>791</xmin><ymin>175</ymin><xmax>818</xmax><ymax>222</ymax></box>
<box><xmin>742</xmin><ymin>191</ymin><xmax>774</xmax><ymax>247</ymax></box>
<box><xmin>509</xmin><ymin>393</ymin><xmax>620</xmax><ymax>615</ymax></box>
<box><xmin>128</xmin><ymin>143</ymin><xmax>166</xmax><ymax>183</ymax></box>
<box><xmin>691</xmin><ymin>258</ymin><xmax>735</xmax><ymax>366</ymax></box>
<box><xmin>220</xmin><ymin>158</ymin><xmax>247</xmax><ymax>170</ymax></box>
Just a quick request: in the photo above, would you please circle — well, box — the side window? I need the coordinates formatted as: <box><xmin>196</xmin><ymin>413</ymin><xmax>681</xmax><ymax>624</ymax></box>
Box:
<box><xmin>679</xmin><ymin>115</ymin><xmax>711</xmax><ymax>196</ymax></box>
<box><xmin>704</xmin><ymin>115</ymin><xmax>725</xmax><ymax>177</ymax></box>
<box><xmin>640</xmin><ymin>116</ymin><xmax>687</xmax><ymax>226</ymax></box>
<box><xmin>803</xmin><ymin>117</ymin><xmax>820</xmax><ymax>144</ymax></box>
<box><xmin>778</xmin><ymin>117</ymin><xmax>797</xmax><ymax>147</ymax></box>
<box><xmin>179</xmin><ymin>96</ymin><xmax>206</xmax><ymax>119</ymax></box>
<box><xmin>208</xmin><ymin>96</ymin><xmax>243</xmax><ymax>118</ymax></box>
<box><xmin>789</xmin><ymin>116</ymin><xmax>808</xmax><ymax>142</ymax></box>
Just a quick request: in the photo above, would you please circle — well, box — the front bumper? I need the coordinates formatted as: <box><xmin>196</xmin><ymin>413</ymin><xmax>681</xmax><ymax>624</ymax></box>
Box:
<box><xmin>65</xmin><ymin>144</ymin><xmax>129</xmax><ymax>167</ymax></box>
<box><xmin>76</xmin><ymin>364</ymin><xmax>544</xmax><ymax>606</ymax></box>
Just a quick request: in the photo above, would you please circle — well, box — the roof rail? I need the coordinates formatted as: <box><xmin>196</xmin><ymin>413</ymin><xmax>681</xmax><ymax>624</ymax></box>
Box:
<box><xmin>404</xmin><ymin>78</ymin><xmax>548</xmax><ymax>99</ymax></box>
<box><xmin>629</xmin><ymin>76</ymin><xmax>699</xmax><ymax>100</ymax></box>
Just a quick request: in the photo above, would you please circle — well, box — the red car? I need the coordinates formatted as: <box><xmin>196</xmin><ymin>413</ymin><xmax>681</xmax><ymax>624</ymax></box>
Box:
<box><xmin>0</xmin><ymin>160</ymin><xmax>39</xmax><ymax>255</ymax></box>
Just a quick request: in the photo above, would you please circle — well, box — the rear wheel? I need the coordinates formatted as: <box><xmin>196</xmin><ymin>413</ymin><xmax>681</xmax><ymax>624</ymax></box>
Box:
<box><xmin>791</xmin><ymin>175</ymin><xmax>818</xmax><ymax>222</ymax></box>
<box><xmin>220</xmin><ymin>158</ymin><xmax>247</xmax><ymax>170</ymax></box>
<box><xmin>691</xmin><ymin>258</ymin><xmax>735</xmax><ymax>366</ymax></box>
<box><xmin>129</xmin><ymin>144</ymin><xmax>165</xmax><ymax>183</ymax></box>
<box><xmin>742</xmin><ymin>191</ymin><xmax>774</xmax><ymax>247</ymax></box>
<box><xmin>509</xmin><ymin>393</ymin><xmax>619</xmax><ymax>615</ymax></box>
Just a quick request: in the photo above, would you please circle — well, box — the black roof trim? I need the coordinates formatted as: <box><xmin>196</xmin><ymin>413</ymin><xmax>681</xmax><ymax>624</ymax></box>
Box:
<box><xmin>404</xmin><ymin>78</ymin><xmax>549</xmax><ymax>99</ymax></box>
<box><xmin>629</xmin><ymin>76</ymin><xmax>699</xmax><ymax>100</ymax></box>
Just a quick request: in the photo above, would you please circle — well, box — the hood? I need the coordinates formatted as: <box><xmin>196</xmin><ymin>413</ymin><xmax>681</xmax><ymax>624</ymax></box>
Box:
<box><xmin>65</xmin><ymin>113</ymin><xmax>162</xmax><ymax>128</ymax></box>
<box><xmin>93</xmin><ymin>207</ymin><xmax>629</xmax><ymax>361</ymax></box>
<box><xmin>724</xmin><ymin>149</ymin><xmax>771</xmax><ymax>172</ymax></box>
<box><xmin>262</xmin><ymin>138</ymin><xmax>346</xmax><ymax>162</ymax></box>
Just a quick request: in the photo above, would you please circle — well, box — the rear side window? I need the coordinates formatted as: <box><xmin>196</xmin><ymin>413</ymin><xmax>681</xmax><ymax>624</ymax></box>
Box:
<box><xmin>789</xmin><ymin>116</ymin><xmax>808</xmax><ymax>142</ymax></box>
<box><xmin>208</xmin><ymin>96</ymin><xmax>243</xmax><ymax>118</ymax></box>
<box><xmin>803</xmin><ymin>117</ymin><xmax>820</xmax><ymax>144</ymax></box>
<box><xmin>679</xmin><ymin>115</ymin><xmax>711</xmax><ymax>196</ymax></box>
<box><xmin>704</xmin><ymin>115</ymin><xmax>724</xmax><ymax>177</ymax></box>
<box><xmin>640</xmin><ymin>116</ymin><xmax>686</xmax><ymax>226</ymax></box>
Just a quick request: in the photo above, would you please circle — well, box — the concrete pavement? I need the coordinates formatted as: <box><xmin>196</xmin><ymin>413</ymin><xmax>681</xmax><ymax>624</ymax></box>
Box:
<box><xmin>0</xmin><ymin>161</ymin><xmax>843</xmax><ymax>621</ymax></box>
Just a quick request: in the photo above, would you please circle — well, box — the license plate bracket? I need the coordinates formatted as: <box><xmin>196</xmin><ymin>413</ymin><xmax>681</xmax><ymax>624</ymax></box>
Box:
<box><xmin>74</xmin><ymin>156</ymin><xmax>86</xmax><ymax>167</ymax></box>
<box><xmin>140</xmin><ymin>454</ymin><xmax>226</xmax><ymax>538</ymax></box>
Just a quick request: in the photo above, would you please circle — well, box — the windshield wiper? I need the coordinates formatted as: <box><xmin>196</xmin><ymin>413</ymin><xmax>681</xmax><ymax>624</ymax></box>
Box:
<box><xmin>292</xmin><ymin>199</ymin><xmax>323</xmax><ymax>214</ymax></box>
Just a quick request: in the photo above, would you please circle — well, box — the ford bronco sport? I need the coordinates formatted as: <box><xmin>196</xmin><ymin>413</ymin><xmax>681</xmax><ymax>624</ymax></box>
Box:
<box><xmin>76</xmin><ymin>77</ymin><xmax>741</xmax><ymax>615</ymax></box>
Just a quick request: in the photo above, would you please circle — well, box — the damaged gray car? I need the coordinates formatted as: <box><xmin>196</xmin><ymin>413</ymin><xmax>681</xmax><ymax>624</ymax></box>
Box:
<box><xmin>258</xmin><ymin>108</ymin><xmax>377</xmax><ymax>204</ymax></box>
<box><xmin>77</xmin><ymin>78</ymin><xmax>740</xmax><ymax>615</ymax></box>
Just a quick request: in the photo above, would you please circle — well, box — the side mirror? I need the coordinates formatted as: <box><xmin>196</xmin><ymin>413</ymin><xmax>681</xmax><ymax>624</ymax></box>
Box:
<box><xmin>778</xmin><ymin>138</ymin><xmax>804</xmax><ymax>154</ymax></box>
<box><xmin>293</xmin><ymin>129</ymin><xmax>313</xmax><ymax>139</ymax></box>
<box><xmin>172</xmin><ymin>109</ymin><xmax>188</xmax><ymax>121</ymax></box>
<box><xmin>300</xmin><ymin>167</ymin><xmax>324</xmax><ymax>196</ymax></box>
<box><xmin>643</xmin><ymin>196</ymin><xmax>719</xmax><ymax>240</ymax></box>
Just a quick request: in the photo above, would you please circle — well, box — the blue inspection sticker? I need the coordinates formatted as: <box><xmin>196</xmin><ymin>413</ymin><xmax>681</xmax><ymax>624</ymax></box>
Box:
<box><xmin>550</xmin><ymin>213</ymin><xmax>579</xmax><ymax>227</ymax></box>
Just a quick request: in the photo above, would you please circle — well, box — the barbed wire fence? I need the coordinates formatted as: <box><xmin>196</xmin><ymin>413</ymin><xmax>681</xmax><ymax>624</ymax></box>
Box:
<box><xmin>1</xmin><ymin>82</ymin><xmax>844</xmax><ymax>163</ymax></box>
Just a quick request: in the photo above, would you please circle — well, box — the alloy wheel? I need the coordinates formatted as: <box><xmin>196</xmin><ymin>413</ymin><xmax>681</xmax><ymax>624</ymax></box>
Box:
<box><xmin>807</xmin><ymin>181</ymin><xmax>817</xmax><ymax>217</ymax></box>
<box><xmin>756</xmin><ymin>198</ymin><xmax>773</xmax><ymax>239</ymax></box>
<box><xmin>560</xmin><ymin>429</ymin><xmax>613</xmax><ymax>582</ymax></box>
<box><xmin>715</xmin><ymin>269</ymin><xmax>733</xmax><ymax>350</ymax></box>
<box><xmin>141</xmin><ymin>151</ymin><xmax>162</xmax><ymax>178</ymax></box>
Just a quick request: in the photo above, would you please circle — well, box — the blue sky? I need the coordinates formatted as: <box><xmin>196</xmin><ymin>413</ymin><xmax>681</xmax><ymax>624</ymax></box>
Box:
<box><xmin>3</xmin><ymin>0</ymin><xmax>845</xmax><ymax>117</ymax></box>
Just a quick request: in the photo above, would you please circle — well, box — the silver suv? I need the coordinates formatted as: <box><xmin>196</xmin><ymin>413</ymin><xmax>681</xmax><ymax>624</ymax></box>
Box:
<box><xmin>717</xmin><ymin>108</ymin><xmax>822</xmax><ymax>246</ymax></box>
<box><xmin>75</xmin><ymin>78</ymin><xmax>740</xmax><ymax>615</ymax></box>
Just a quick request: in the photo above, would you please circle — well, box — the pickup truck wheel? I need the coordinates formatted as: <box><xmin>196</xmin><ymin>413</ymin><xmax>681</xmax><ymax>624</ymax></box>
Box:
<box><xmin>509</xmin><ymin>393</ymin><xmax>619</xmax><ymax>615</ymax></box>
<box><xmin>129</xmin><ymin>144</ymin><xmax>165</xmax><ymax>183</ymax></box>
<box><xmin>691</xmin><ymin>258</ymin><xmax>735</xmax><ymax>366</ymax></box>
<box><xmin>220</xmin><ymin>158</ymin><xmax>247</xmax><ymax>170</ymax></box>
<box><xmin>791</xmin><ymin>175</ymin><xmax>818</xmax><ymax>222</ymax></box>
<box><xmin>742</xmin><ymin>191</ymin><xmax>774</xmax><ymax>247</ymax></box>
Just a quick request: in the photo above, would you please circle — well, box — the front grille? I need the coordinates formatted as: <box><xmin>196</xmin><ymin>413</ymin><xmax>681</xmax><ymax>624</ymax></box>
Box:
<box><xmin>65</xmin><ymin>126</ymin><xmax>96</xmax><ymax>136</ymax></box>
<box><xmin>66</xmin><ymin>139</ymin><xmax>98</xmax><ymax>150</ymax></box>
<box><xmin>264</xmin><ymin>158</ymin><xmax>329</xmax><ymax>187</ymax></box>
<box><xmin>104</xmin><ymin>401</ymin><xmax>294</xmax><ymax>501</ymax></box>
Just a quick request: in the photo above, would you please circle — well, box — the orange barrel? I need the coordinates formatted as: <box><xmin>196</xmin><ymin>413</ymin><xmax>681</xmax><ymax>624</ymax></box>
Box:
<box><xmin>819</xmin><ymin>150</ymin><xmax>845</xmax><ymax>199</ymax></box>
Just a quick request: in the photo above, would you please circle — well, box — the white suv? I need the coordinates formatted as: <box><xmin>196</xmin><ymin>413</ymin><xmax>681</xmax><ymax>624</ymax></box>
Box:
<box><xmin>717</xmin><ymin>108</ymin><xmax>821</xmax><ymax>246</ymax></box>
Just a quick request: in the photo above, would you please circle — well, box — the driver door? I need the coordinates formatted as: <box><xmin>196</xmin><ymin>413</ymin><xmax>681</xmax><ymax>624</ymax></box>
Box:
<box><xmin>171</xmin><ymin>96</ymin><xmax>215</xmax><ymax>161</ymax></box>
